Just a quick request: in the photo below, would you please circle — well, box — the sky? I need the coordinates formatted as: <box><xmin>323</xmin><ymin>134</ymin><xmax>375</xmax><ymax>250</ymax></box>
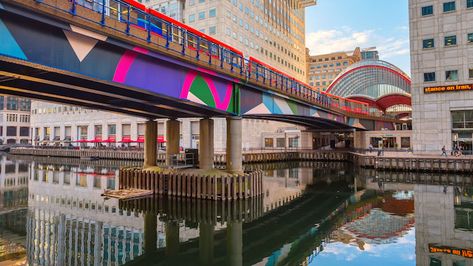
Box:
<box><xmin>305</xmin><ymin>0</ymin><xmax>411</xmax><ymax>75</ymax></box>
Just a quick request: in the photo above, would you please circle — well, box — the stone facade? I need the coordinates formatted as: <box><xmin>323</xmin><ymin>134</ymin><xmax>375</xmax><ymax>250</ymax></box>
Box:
<box><xmin>409</xmin><ymin>0</ymin><xmax>473</xmax><ymax>153</ymax></box>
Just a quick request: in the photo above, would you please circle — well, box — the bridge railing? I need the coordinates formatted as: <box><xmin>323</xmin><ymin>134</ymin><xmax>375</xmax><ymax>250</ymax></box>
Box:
<box><xmin>26</xmin><ymin>0</ymin><xmax>388</xmax><ymax>119</ymax></box>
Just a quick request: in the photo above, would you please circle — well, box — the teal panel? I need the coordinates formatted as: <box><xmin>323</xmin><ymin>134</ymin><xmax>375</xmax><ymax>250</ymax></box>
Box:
<box><xmin>0</xmin><ymin>18</ymin><xmax>27</xmax><ymax>60</ymax></box>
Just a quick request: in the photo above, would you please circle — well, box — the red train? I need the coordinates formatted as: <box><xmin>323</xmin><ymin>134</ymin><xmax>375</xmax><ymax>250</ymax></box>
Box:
<box><xmin>100</xmin><ymin>0</ymin><xmax>370</xmax><ymax>116</ymax></box>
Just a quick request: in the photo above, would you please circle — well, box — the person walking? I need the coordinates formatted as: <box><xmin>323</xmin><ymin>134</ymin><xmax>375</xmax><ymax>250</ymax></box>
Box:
<box><xmin>368</xmin><ymin>144</ymin><xmax>373</xmax><ymax>153</ymax></box>
<box><xmin>441</xmin><ymin>145</ymin><xmax>447</xmax><ymax>157</ymax></box>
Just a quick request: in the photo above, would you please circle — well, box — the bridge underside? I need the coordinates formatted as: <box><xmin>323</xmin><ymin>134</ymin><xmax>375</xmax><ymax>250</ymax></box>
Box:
<box><xmin>243</xmin><ymin>114</ymin><xmax>355</xmax><ymax>130</ymax></box>
<box><xmin>0</xmin><ymin>56</ymin><xmax>227</xmax><ymax>119</ymax></box>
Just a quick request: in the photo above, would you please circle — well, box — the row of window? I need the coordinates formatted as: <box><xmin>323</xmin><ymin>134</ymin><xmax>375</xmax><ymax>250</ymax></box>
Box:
<box><xmin>424</xmin><ymin>68</ymin><xmax>473</xmax><ymax>82</ymax></box>
<box><xmin>0</xmin><ymin>126</ymin><xmax>30</xmax><ymax>137</ymax></box>
<box><xmin>188</xmin><ymin>8</ymin><xmax>216</xmax><ymax>22</ymax></box>
<box><xmin>0</xmin><ymin>96</ymin><xmax>31</xmax><ymax>111</ymax></box>
<box><xmin>423</xmin><ymin>33</ymin><xmax>473</xmax><ymax>48</ymax></box>
<box><xmin>421</xmin><ymin>0</ymin><xmax>473</xmax><ymax>16</ymax></box>
<box><xmin>5</xmin><ymin>114</ymin><xmax>30</xmax><ymax>123</ymax></box>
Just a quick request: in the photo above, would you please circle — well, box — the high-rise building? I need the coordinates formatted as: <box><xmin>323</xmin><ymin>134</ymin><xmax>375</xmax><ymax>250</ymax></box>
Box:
<box><xmin>409</xmin><ymin>0</ymin><xmax>473</xmax><ymax>153</ymax></box>
<box><xmin>139</xmin><ymin>0</ymin><xmax>315</xmax><ymax>81</ymax></box>
<box><xmin>0</xmin><ymin>95</ymin><xmax>31</xmax><ymax>145</ymax></box>
<box><xmin>307</xmin><ymin>48</ymin><xmax>362</xmax><ymax>91</ymax></box>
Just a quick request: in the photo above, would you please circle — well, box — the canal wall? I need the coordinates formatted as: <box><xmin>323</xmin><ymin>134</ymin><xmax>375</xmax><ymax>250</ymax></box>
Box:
<box><xmin>10</xmin><ymin>148</ymin><xmax>473</xmax><ymax>173</ymax></box>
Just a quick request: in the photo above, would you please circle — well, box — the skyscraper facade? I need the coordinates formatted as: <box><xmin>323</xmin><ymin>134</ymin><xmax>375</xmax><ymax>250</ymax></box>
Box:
<box><xmin>307</xmin><ymin>48</ymin><xmax>362</xmax><ymax>91</ymax></box>
<box><xmin>140</xmin><ymin>0</ymin><xmax>316</xmax><ymax>81</ymax></box>
<box><xmin>409</xmin><ymin>0</ymin><xmax>473</xmax><ymax>153</ymax></box>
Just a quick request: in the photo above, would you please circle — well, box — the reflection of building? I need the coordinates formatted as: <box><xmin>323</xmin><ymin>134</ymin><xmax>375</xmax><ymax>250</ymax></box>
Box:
<box><xmin>330</xmin><ymin>191</ymin><xmax>414</xmax><ymax>249</ymax></box>
<box><xmin>26</xmin><ymin>161</ymin><xmax>202</xmax><ymax>265</ymax></box>
<box><xmin>0</xmin><ymin>156</ymin><xmax>29</xmax><ymax>265</ymax></box>
<box><xmin>0</xmin><ymin>95</ymin><xmax>31</xmax><ymax>145</ymax></box>
<box><xmin>410</xmin><ymin>0</ymin><xmax>473</xmax><ymax>154</ymax></box>
<box><xmin>415</xmin><ymin>185</ymin><xmax>473</xmax><ymax>266</ymax></box>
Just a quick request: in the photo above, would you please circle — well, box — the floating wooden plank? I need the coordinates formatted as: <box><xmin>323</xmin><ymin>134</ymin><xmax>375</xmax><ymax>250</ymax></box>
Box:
<box><xmin>102</xmin><ymin>189</ymin><xmax>152</xmax><ymax>200</ymax></box>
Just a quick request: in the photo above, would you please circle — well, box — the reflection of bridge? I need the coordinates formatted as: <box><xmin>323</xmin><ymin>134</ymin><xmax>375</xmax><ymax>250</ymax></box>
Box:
<box><xmin>126</xmin><ymin>178</ymin><xmax>363</xmax><ymax>265</ymax></box>
<box><xmin>0</xmin><ymin>0</ymin><xmax>406</xmax><ymax>172</ymax></box>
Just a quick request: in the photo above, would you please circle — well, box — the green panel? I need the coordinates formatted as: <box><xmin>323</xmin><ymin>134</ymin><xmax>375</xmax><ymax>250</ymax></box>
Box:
<box><xmin>189</xmin><ymin>75</ymin><xmax>215</xmax><ymax>108</ymax></box>
<box><xmin>287</xmin><ymin>101</ymin><xmax>298</xmax><ymax>115</ymax></box>
<box><xmin>227</xmin><ymin>83</ymin><xmax>240</xmax><ymax>114</ymax></box>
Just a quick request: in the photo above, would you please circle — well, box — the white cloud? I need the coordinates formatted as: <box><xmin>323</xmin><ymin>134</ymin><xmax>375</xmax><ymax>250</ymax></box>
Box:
<box><xmin>306</xmin><ymin>27</ymin><xmax>410</xmax><ymax>60</ymax></box>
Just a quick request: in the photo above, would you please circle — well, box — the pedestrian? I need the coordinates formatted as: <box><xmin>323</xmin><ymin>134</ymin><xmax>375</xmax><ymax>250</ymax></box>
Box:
<box><xmin>368</xmin><ymin>144</ymin><xmax>373</xmax><ymax>153</ymax></box>
<box><xmin>441</xmin><ymin>145</ymin><xmax>447</xmax><ymax>157</ymax></box>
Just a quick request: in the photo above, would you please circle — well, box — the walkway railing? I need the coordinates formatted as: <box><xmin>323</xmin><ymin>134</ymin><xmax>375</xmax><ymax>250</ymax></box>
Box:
<box><xmin>12</xmin><ymin>0</ymin><xmax>388</xmax><ymax>119</ymax></box>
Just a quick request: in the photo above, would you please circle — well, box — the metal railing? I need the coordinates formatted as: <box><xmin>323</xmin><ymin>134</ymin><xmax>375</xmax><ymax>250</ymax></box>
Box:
<box><xmin>20</xmin><ymin>0</ymin><xmax>393</xmax><ymax>119</ymax></box>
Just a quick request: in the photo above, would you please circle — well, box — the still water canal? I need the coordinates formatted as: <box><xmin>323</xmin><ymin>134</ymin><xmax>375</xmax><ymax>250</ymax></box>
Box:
<box><xmin>0</xmin><ymin>155</ymin><xmax>472</xmax><ymax>265</ymax></box>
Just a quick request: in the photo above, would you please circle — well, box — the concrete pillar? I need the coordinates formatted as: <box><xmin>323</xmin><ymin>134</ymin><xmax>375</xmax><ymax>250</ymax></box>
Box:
<box><xmin>199</xmin><ymin>118</ymin><xmax>214</xmax><ymax>170</ymax></box>
<box><xmin>226</xmin><ymin>221</ymin><xmax>243</xmax><ymax>266</ymax></box>
<box><xmin>144</xmin><ymin>120</ymin><xmax>157</xmax><ymax>168</ymax></box>
<box><xmin>143</xmin><ymin>213</ymin><xmax>157</xmax><ymax>253</ymax></box>
<box><xmin>165</xmin><ymin>221</ymin><xmax>180</xmax><ymax>256</ymax></box>
<box><xmin>166</xmin><ymin>119</ymin><xmax>180</xmax><ymax>166</ymax></box>
<box><xmin>226</xmin><ymin>117</ymin><xmax>242</xmax><ymax>173</ymax></box>
<box><xmin>199</xmin><ymin>222</ymin><xmax>214</xmax><ymax>266</ymax></box>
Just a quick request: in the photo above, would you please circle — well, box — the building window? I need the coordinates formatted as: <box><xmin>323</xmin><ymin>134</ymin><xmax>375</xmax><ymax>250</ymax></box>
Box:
<box><xmin>469</xmin><ymin>68</ymin><xmax>473</xmax><ymax>79</ymax></box>
<box><xmin>446</xmin><ymin>70</ymin><xmax>458</xmax><ymax>81</ymax></box>
<box><xmin>423</xmin><ymin>38</ymin><xmax>435</xmax><ymax>48</ymax></box>
<box><xmin>264</xmin><ymin>138</ymin><xmax>273</xmax><ymax>148</ymax></box>
<box><xmin>468</xmin><ymin>33</ymin><xmax>473</xmax><ymax>43</ymax></box>
<box><xmin>421</xmin><ymin>5</ymin><xmax>434</xmax><ymax>16</ymax></box>
<box><xmin>445</xmin><ymin>35</ymin><xmax>457</xmax><ymax>46</ymax></box>
<box><xmin>424</xmin><ymin>72</ymin><xmax>436</xmax><ymax>82</ymax></box>
<box><xmin>209</xmin><ymin>26</ymin><xmax>216</xmax><ymax>35</ymax></box>
<box><xmin>198</xmin><ymin>11</ymin><xmax>205</xmax><ymax>20</ymax></box>
<box><xmin>276</xmin><ymin>138</ymin><xmax>285</xmax><ymax>148</ymax></box>
<box><xmin>6</xmin><ymin>126</ymin><xmax>16</xmax><ymax>137</ymax></box>
<box><xmin>188</xmin><ymin>14</ymin><xmax>195</xmax><ymax>22</ymax></box>
<box><xmin>209</xmin><ymin>8</ymin><xmax>216</xmax><ymax>17</ymax></box>
<box><xmin>6</xmin><ymin>96</ymin><xmax>18</xmax><ymax>110</ymax></box>
<box><xmin>401</xmin><ymin>137</ymin><xmax>411</xmax><ymax>148</ymax></box>
<box><xmin>19</xmin><ymin>127</ymin><xmax>29</xmax><ymax>137</ymax></box>
<box><xmin>443</xmin><ymin>1</ymin><xmax>456</xmax><ymax>12</ymax></box>
<box><xmin>288</xmin><ymin>137</ymin><xmax>299</xmax><ymax>148</ymax></box>
<box><xmin>468</xmin><ymin>0</ymin><xmax>473</xmax><ymax>8</ymax></box>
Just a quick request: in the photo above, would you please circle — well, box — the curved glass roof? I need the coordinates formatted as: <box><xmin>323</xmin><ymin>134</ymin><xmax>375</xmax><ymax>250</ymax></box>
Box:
<box><xmin>327</xmin><ymin>60</ymin><xmax>411</xmax><ymax>99</ymax></box>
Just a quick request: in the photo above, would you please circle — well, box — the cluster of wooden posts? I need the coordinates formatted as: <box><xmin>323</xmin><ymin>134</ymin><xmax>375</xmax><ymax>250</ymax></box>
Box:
<box><xmin>119</xmin><ymin>168</ymin><xmax>263</xmax><ymax>200</ymax></box>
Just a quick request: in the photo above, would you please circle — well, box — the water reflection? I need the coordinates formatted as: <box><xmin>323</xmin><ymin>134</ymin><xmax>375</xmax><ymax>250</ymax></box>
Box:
<box><xmin>0</xmin><ymin>156</ymin><xmax>472</xmax><ymax>265</ymax></box>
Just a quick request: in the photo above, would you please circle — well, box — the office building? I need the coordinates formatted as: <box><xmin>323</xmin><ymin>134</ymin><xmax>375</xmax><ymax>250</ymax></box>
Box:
<box><xmin>0</xmin><ymin>95</ymin><xmax>31</xmax><ymax>145</ymax></box>
<box><xmin>307</xmin><ymin>48</ymin><xmax>362</xmax><ymax>91</ymax></box>
<box><xmin>409</xmin><ymin>0</ymin><xmax>473</xmax><ymax>153</ymax></box>
<box><xmin>140</xmin><ymin>0</ymin><xmax>316</xmax><ymax>82</ymax></box>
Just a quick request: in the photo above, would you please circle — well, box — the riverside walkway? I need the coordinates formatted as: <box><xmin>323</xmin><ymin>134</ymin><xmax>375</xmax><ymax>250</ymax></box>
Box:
<box><xmin>10</xmin><ymin>147</ymin><xmax>473</xmax><ymax>173</ymax></box>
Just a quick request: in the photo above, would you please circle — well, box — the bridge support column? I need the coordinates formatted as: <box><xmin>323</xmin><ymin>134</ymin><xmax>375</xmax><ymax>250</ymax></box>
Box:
<box><xmin>199</xmin><ymin>118</ymin><xmax>214</xmax><ymax>170</ymax></box>
<box><xmin>165</xmin><ymin>221</ymin><xmax>180</xmax><ymax>256</ymax></box>
<box><xmin>144</xmin><ymin>120</ymin><xmax>157</xmax><ymax>168</ymax></box>
<box><xmin>166</xmin><ymin>119</ymin><xmax>180</xmax><ymax>166</ymax></box>
<box><xmin>226</xmin><ymin>117</ymin><xmax>242</xmax><ymax>173</ymax></box>
<box><xmin>199</xmin><ymin>222</ymin><xmax>215</xmax><ymax>265</ymax></box>
<box><xmin>226</xmin><ymin>221</ymin><xmax>243</xmax><ymax>266</ymax></box>
<box><xmin>144</xmin><ymin>212</ymin><xmax>157</xmax><ymax>253</ymax></box>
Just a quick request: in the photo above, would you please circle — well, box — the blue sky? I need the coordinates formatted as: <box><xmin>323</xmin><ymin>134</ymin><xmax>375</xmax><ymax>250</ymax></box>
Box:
<box><xmin>305</xmin><ymin>0</ymin><xmax>410</xmax><ymax>75</ymax></box>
